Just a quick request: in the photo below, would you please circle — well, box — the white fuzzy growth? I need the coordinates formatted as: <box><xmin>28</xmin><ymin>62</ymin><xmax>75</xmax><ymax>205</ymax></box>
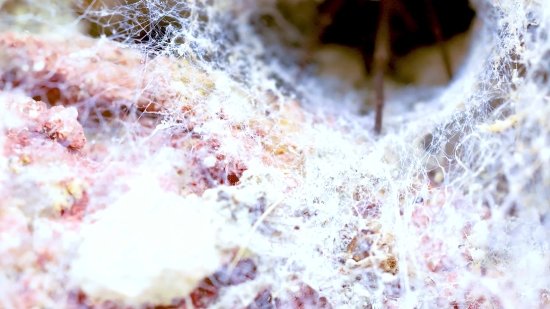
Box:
<box><xmin>1</xmin><ymin>0</ymin><xmax>550</xmax><ymax>308</ymax></box>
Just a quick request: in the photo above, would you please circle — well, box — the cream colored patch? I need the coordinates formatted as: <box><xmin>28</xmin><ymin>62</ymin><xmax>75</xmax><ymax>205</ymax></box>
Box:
<box><xmin>314</xmin><ymin>44</ymin><xmax>368</xmax><ymax>88</ymax></box>
<box><xmin>394</xmin><ymin>23</ymin><xmax>476</xmax><ymax>87</ymax></box>
<box><xmin>70</xmin><ymin>176</ymin><xmax>221</xmax><ymax>306</ymax></box>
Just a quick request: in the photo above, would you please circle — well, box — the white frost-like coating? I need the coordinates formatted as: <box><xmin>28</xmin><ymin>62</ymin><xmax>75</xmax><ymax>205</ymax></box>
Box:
<box><xmin>1</xmin><ymin>0</ymin><xmax>550</xmax><ymax>308</ymax></box>
<box><xmin>70</xmin><ymin>177</ymin><xmax>220</xmax><ymax>306</ymax></box>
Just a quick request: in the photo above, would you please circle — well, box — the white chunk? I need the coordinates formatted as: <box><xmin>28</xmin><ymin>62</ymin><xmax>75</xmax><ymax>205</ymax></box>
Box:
<box><xmin>70</xmin><ymin>177</ymin><xmax>220</xmax><ymax>306</ymax></box>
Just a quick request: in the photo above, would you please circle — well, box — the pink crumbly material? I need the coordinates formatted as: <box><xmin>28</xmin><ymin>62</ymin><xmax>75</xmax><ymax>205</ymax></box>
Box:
<box><xmin>1</xmin><ymin>1</ymin><xmax>546</xmax><ymax>305</ymax></box>
<box><xmin>0</xmin><ymin>96</ymin><xmax>92</xmax><ymax>308</ymax></box>
<box><xmin>5</xmin><ymin>96</ymin><xmax>87</xmax><ymax>151</ymax></box>
<box><xmin>0</xmin><ymin>31</ymin><xmax>306</xmax><ymax>308</ymax></box>
<box><xmin>0</xmin><ymin>31</ymin><xmax>177</xmax><ymax>116</ymax></box>
<box><xmin>0</xmin><ymin>32</ymin><xmax>460</xmax><ymax>308</ymax></box>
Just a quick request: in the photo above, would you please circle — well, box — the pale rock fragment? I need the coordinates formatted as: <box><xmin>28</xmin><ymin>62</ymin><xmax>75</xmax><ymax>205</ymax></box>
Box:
<box><xmin>467</xmin><ymin>221</ymin><xmax>490</xmax><ymax>248</ymax></box>
<box><xmin>70</xmin><ymin>177</ymin><xmax>221</xmax><ymax>306</ymax></box>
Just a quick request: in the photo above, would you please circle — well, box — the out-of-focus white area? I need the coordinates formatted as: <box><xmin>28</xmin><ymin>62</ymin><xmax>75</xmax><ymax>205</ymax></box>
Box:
<box><xmin>70</xmin><ymin>176</ymin><xmax>221</xmax><ymax>306</ymax></box>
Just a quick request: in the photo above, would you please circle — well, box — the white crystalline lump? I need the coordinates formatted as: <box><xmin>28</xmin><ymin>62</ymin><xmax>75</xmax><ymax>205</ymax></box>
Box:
<box><xmin>467</xmin><ymin>221</ymin><xmax>490</xmax><ymax>248</ymax></box>
<box><xmin>203</xmin><ymin>155</ymin><xmax>217</xmax><ymax>168</ymax></box>
<box><xmin>70</xmin><ymin>178</ymin><xmax>221</xmax><ymax>306</ymax></box>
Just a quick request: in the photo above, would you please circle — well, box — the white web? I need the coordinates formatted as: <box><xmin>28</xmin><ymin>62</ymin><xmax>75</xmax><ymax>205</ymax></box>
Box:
<box><xmin>0</xmin><ymin>0</ymin><xmax>549</xmax><ymax>308</ymax></box>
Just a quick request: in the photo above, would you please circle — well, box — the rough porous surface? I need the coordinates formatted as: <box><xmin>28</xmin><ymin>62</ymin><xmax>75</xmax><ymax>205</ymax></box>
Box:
<box><xmin>0</xmin><ymin>0</ymin><xmax>549</xmax><ymax>308</ymax></box>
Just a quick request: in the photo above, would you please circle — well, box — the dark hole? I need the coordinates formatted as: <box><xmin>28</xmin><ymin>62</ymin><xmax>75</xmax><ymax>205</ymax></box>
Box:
<box><xmin>319</xmin><ymin>0</ymin><xmax>476</xmax><ymax>73</ymax></box>
<box><xmin>227</xmin><ymin>173</ymin><xmax>240</xmax><ymax>185</ymax></box>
